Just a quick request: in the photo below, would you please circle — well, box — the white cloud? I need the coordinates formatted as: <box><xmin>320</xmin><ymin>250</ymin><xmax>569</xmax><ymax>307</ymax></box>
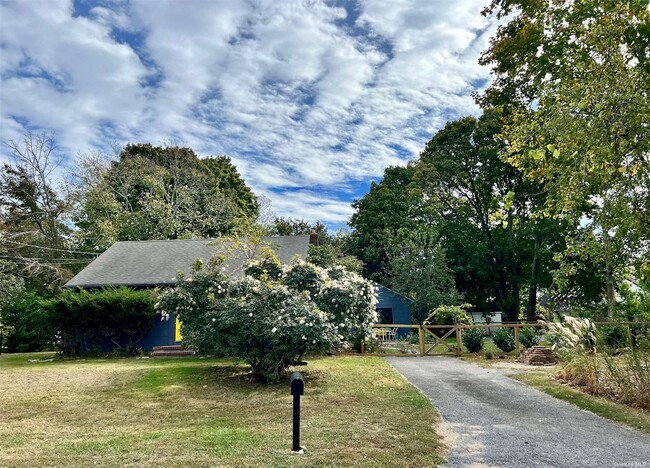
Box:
<box><xmin>0</xmin><ymin>0</ymin><xmax>498</xmax><ymax>226</ymax></box>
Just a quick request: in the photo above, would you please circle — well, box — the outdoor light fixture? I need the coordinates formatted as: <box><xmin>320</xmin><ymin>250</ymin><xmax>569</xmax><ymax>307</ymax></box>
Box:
<box><xmin>290</xmin><ymin>372</ymin><xmax>304</xmax><ymax>453</ymax></box>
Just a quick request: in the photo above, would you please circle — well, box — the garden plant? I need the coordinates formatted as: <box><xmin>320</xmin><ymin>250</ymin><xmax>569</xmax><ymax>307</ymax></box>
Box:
<box><xmin>463</xmin><ymin>327</ymin><xmax>485</xmax><ymax>353</ymax></box>
<box><xmin>158</xmin><ymin>253</ymin><xmax>377</xmax><ymax>382</ymax></box>
<box><xmin>492</xmin><ymin>328</ymin><xmax>516</xmax><ymax>353</ymax></box>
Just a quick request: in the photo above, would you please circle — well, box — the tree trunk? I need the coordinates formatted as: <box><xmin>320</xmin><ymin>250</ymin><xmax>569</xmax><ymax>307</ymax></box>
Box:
<box><xmin>506</xmin><ymin>209</ymin><xmax>520</xmax><ymax>322</ymax></box>
<box><xmin>527</xmin><ymin>237</ymin><xmax>540</xmax><ymax>322</ymax></box>
<box><xmin>603</xmin><ymin>230</ymin><xmax>615</xmax><ymax>320</ymax></box>
<box><xmin>605</xmin><ymin>261</ymin><xmax>615</xmax><ymax>320</ymax></box>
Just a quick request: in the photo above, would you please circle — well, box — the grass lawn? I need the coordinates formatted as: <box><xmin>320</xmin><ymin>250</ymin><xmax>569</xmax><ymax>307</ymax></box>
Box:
<box><xmin>0</xmin><ymin>353</ymin><xmax>444</xmax><ymax>467</ymax></box>
<box><xmin>511</xmin><ymin>371</ymin><xmax>650</xmax><ymax>436</ymax></box>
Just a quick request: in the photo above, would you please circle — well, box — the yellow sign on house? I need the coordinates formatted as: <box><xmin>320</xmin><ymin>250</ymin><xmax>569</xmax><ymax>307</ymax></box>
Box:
<box><xmin>175</xmin><ymin>317</ymin><xmax>182</xmax><ymax>342</ymax></box>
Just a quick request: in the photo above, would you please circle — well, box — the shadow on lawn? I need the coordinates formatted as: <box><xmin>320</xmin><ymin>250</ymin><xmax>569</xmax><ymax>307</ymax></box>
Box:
<box><xmin>127</xmin><ymin>358</ymin><xmax>332</xmax><ymax>398</ymax></box>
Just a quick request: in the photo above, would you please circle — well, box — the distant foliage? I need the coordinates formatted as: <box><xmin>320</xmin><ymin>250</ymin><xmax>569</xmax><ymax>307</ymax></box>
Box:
<box><xmin>1</xmin><ymin>132</ymin><xmax>75</xmax><ymax>290</ymax></box>
<box><xmin>492</xmin><ymin>328</ymin><xmax>516</xmax><ymax>353</ymax></box>
<box><xmin>463</xmin><ymin>328</ymin><xmax>485</xmax><ymax>353</ymax></box>
<box><xmin>387</xmin><ymin>229</ymin><xmax>460</xmax><ymax>323</ymax></box>
<box><xmin>519</xmin><ymin>327</ymin><xmax>541</xmax><ymax>349</ymax></box>
<box><xmin>598</xmin><ymin>325</ymin><xmax>628</xmax><ymax>349</ymax></box>
<box><xmin>158</xmin><ymin>257</ymin><xmax>377</xmax><ymax>382</ymax></box>
<box><xmin>308</xmin><ymin>244</ymin><xmax>363</xmax><ymax>273</ymax></box>
<box><xmin>74</xmin><ymin>144</ymin><xmax>258</xmax><ymax>251</ymax></box>
<box><xmin>48</xmin><ymin>287</ymin><xmax>156</xmax><ymax>355</ymax></box>
<box><xmin>0</xmin><ymin>291</ymin><xmax>52</xmax><ymax>352</ymax></box>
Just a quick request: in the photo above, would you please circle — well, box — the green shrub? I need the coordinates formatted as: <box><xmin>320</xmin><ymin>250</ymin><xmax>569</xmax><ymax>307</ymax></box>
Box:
<box><xmin>598</xmin><ymin>325</ymin><xmax>628</xmax><ymax>349</ymax></box>
<box><xmin>463</xmin><ymin>328</ymin><xmax>485</xmax><ymax>353</ymax></box>
<box><xmin>244</xmin><ymin>248</ymin><xmax>283</xmax><ymax>282</ymax></box>
<box><xmin>426</xmin><ymin>304</ymin><xmax>472</xmax><ymax>325</ymax></box>
<box><xmin>492</xmin><ymin>328</ymin><xmax>516</xmax><ymax>353</ymax></box>
<box><xmin>48</xmin><ymin>287</ymin><xmax>156</xmax><ymax>356</ymax></box>
<box><xmin>519</xmin><ymin>327</ymin><xmax>541</xmax><ymax>349</ymax></box>
<box><xmin>0</xmin><ymin>291</ymin><xmax>52</xmax><ymax>352</ymax></box>
<box><xmin>484</xmin><ymin>349</ymin><xmax>494</xmax><ymax>359</ymax></box>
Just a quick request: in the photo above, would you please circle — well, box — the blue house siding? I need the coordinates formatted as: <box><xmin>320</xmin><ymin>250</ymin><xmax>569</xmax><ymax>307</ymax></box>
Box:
<box><xmin>375</xmin><ymin>285</ymin><xmax>412</xmax><ymax>337</ymax></box>
<box><xmin>94</xmin><ymin>313</ymin><xmax>177</xmax><ymax>353</ymax></box>
<box><xmin>138</xmin><ymin>313</ymin><xmax>178</xmax><ymax>350</ymax></box>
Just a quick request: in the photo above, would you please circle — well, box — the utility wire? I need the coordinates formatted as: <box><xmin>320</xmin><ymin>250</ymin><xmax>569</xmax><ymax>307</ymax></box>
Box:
<box><xmin>2</xmin><ymin>239</ymin><xmax>99</xmax><ymax>256</ymax></box>
<box><xmin>0</xmin><ymin>256</ymin><xmax>92</xmax><ymax>264</ymax></box>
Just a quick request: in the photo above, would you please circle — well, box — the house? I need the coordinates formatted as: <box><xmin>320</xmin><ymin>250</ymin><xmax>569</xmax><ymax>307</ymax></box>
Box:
<box><xmin>64</xmin><ymin>235</ymin><xmax>312</xmax><ymax>351</ymax></box>
<box><xmin>373</xmin><ymin>284</ymin><xmax>413</xmax><ymax>337</ymax></box>
<box><xmin>64</xmin><ymin>234</ymin><xmax>407</xmax><ymax>350</ymax></box>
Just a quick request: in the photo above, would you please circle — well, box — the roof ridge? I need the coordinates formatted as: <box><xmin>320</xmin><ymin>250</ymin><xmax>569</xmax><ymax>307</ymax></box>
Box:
<box><xmin>113</xmin><ymin>235</ymin><xmax>310</xmax><ymax>244</ymax></box>
<box><xmin>114</xmin><ymin>239</ymin><xmax>216</xmax><ymax>244</ymax></box>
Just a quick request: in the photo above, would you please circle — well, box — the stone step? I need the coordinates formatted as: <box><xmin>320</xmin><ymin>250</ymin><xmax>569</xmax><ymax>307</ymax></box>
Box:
<box><xmin>519</xmin><ymin>346</ymin><xmax>557</xmax><ymax>365</ymax></box>
<box><xmin>150</xmin><ymin>349</ymin><xmax>196</xmax><ymax>357</ymax></box>
<box><xmin>151</xmin><ymin>344</ymin><xmax>195</xmax><ymax>357</ymax></box>
<box><xmin>152</xmin><ymin>345</ymin><xmax>187</xmax><ymax>351</ymax></box>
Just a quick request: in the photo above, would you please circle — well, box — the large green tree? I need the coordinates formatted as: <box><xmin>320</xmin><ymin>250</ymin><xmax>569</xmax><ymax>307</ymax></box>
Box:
<box><xmin>73</xmin><ymin>144</ymin><xmax>259</xmax><ymax>251</ymax></box>
<box><xmin>349</xmin><ymin>165</ymin><xmax>435</xmax><ymax>282</ymax></box>
<box><xmin>349</xmin><ymin>112</ymin><xmax>573</xmax><ymax>322</ymax></box>
<box><xmin>481</xmin><ymin>0</ymin><xmax>650</xmax><ymax>318</ymax></box>
<box><xmin>386</xmin><ymin>228</ymin><xmax>460</xmax><ymax>323</ymax></box>
<box><xmin>416</xmin><ymin>111</ymin><xmax>566</xmax><ymax>321</ymax></box>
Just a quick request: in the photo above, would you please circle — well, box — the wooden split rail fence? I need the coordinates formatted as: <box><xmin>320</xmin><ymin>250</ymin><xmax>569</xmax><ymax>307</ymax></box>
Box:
<box><xmin>360</xmin><ymin>321</ymin><xmax>649</xmax><ymax>357</ymax></box>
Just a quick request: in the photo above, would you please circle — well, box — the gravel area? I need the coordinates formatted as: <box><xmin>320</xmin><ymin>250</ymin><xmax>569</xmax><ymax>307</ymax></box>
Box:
<box><xmin>387</xmin><ymin>356</ymin><xmax>650</xmax><ymax>468</ymax></box>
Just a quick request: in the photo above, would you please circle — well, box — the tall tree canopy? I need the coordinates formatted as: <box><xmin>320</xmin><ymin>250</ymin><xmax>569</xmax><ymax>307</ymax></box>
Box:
<box><xmin>350</xmin><ymin>112</ymin><xmax>576</xmax><ymax>322</ymax></box>
<box><xmin>386</xmin><ymin>228</ymin><xmax>460</xmax><ymax>323</ymax></box>
<box><xmin>0</xmin><ymin>132</ymin><xmax>78</xmax><ymax>289</ymax></box>
<box><xmin>73</xmin><ymin>144</ymin><xmax>258</xmax><ymax>251</ymax></box>
<box><xmin>349</xmin><ymin>165</ymin><xmax>434</xmax><ymax>282</ymax></box>
<box><xmin>481</xmin><ymin>0</ymin><xmax>650</xmax><ymax>317</ymax></box>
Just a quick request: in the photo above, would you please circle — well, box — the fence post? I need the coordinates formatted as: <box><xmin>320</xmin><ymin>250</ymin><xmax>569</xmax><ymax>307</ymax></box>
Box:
<box><xmin>514</xmin><ymin>325</ymin><xmax>520</xmax><ymax>352</ymax></box>
<box><xmin>456</xmin><ymin>326</ymin><xmax>462</xmax><ymax>356</ymax></box>
<box><xmin>360</xmin><ymin>340</ymin><xmax>365</xmax><ymax>354</ymax></box>
<box><xmin>418</xmin><ymin>326</ymin><xmax>425</xmax><ymax>356</ymax></box>
<box><xmin>627</xmin><ymin>325</ymin><xmax>633</xmax><ymax>348</ymax></box>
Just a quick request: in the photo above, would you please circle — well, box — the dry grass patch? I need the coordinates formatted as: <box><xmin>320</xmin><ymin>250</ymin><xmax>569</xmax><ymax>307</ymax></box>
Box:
<box><xmin>512</xmin><ymin>371</ymin><xmax>650</xmax><ymax>435</ymax></box>
<box><xmin>0</xmin><ymin>353</ymin><xmax>444</xmax><ymax>467</ymax></box>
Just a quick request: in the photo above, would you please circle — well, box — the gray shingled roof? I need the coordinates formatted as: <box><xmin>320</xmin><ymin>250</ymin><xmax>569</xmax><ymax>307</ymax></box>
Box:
<box><xmin>64</xmin><ymin>235</ymin><xmax>310</xmax><ymax>289</ymax></box>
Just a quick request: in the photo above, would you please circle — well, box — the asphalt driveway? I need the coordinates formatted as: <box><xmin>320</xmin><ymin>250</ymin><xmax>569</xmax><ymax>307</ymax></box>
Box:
<box><xmin>387</xmin><ymin>357</ymin><xmax>650</xmax><ymax>468</ymax></box>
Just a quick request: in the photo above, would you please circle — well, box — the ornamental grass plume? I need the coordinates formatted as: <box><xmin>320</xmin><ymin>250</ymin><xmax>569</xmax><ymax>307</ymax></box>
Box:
<box><xmin>544</xmin><ymin>315</ymin><xmax>597</xmax><ymax>351</ymax></box>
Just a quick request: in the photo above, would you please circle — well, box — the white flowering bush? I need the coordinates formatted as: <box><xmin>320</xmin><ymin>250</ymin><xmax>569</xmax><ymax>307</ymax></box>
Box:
<box><xmin>314</xmin><ymin>268</ymin><xmax>378</xmax><ymax>340</ymax></box>
<box><xmin>157</xmin><ymin>257</ymin><xmax>377</xmax><ymax>382</ymax></box>
<box><xmin>544</xmin><ymin>316</ymin><xmax>597</xmax><ymax>351</ymax></box>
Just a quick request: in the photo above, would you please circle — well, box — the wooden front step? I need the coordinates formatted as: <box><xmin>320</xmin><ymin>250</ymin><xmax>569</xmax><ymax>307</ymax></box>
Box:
<box><xmin>151</xmin><ymin>345</ymin><xmax>195</xmax><ymax>357</ymax></box>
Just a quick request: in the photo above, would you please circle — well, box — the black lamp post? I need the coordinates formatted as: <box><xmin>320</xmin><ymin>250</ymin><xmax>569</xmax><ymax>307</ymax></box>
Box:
<box><xmin>290</xmin><ymin>372</ymin><xmax>304</xmax><ymax>453</ymax></box>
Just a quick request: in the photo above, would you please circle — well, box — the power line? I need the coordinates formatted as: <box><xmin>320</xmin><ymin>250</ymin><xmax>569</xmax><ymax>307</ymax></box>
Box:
<box><xmin>2</xmin><ymin>239</ymin><xmax>99</xmax><ymax>256</ymax></box>
<box><xmin>0</xmin><ymin>256</ymin><xmax>92</xmax><ymax>264</ymax></box>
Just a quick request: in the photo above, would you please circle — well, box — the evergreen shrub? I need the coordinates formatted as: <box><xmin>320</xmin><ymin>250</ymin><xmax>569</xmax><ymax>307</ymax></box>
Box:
<box><xmin>463</xmin><ymin>327</ymin><xmax>485</xmax><ymax>353</ymax></box>
<box><xmin>492</xmin><ymin>328</ymin><xmax>516</xmax><ymax>353</ymax></box>
<box><xmin>48</xmin><ymin>287</ymin><xmax>156</xmax><ymax>356</ymax></box>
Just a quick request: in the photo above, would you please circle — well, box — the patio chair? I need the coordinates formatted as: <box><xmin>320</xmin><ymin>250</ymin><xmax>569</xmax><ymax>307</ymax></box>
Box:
<box><xmin>385</xmin><ymin>328</ymin><xmax>398</xmax><ymax>341</ymax></box>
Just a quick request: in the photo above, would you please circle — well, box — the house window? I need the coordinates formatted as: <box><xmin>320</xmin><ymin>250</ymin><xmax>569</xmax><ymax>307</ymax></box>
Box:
<box><xmin>376</xmin><ymin>308</ymin><xmax>393</xmax><ymax>324</ymax></box>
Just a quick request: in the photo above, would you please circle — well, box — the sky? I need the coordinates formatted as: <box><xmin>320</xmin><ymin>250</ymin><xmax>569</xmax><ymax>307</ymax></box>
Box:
<box><xmin>0</xmin><ymin>0</ymin><xmax>498</xmax><ymax>229</ymax></box>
